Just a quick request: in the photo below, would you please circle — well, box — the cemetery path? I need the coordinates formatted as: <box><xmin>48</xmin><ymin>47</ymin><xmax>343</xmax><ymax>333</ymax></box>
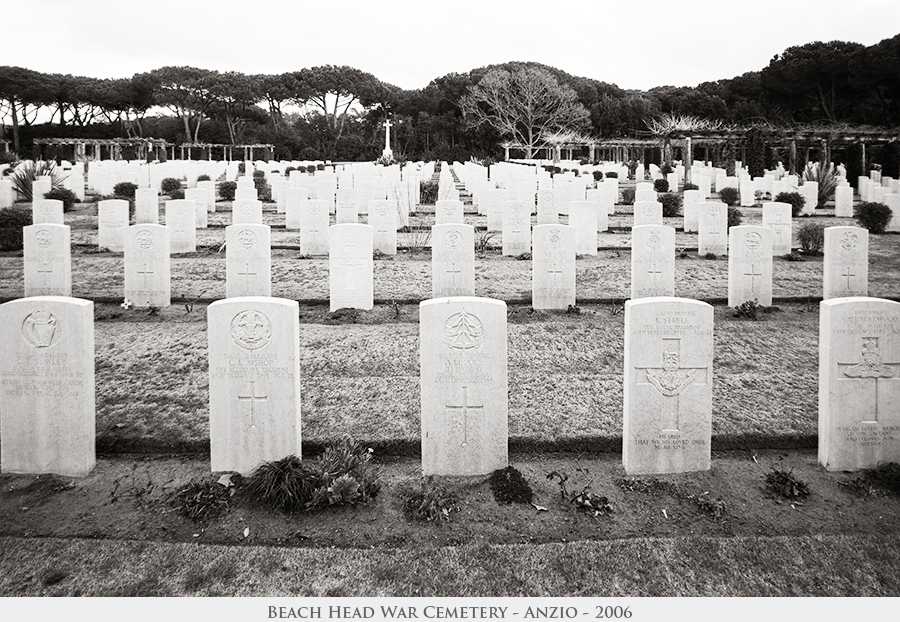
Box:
<box><xmin>1</xmin><ymin>449</ymin><xmax>898</xmax><ymax>555</ymax></box>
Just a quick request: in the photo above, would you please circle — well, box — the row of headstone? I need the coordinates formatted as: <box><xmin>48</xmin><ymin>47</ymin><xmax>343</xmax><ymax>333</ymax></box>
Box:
<box><xmin>4</xmin><ymin>293</ymin><xmax>894</xmax><ymax>479</ymax></box>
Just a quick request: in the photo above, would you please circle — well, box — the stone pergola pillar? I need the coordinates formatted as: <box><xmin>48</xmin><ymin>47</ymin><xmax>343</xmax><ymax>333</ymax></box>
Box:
<box><xmin>684</xmin><ymin>136</ymin><xmax>693</xmax><ymax>185</ymax></box>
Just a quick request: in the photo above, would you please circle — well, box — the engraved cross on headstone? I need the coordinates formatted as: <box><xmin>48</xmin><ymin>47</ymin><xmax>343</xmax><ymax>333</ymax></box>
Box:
<box><xmin>841</xmin><ymin>266</ymin><xmax>856</xmax><ymax>291</ymax></box>
<box><xmin>743</xmin><ymin>264</ymin><xmax>762</xmax><ymax>293</ymax></box>
<box><xmin>647</xmin><ymin>261</ymin><xmax>663</xmax><ymax>287</ymax></box>
<box><xmin>137</xmin><ymin>262</ymin><xmax>154</xmax><ymax>289</ymax></box>
<box><xmin>836</xmin><ymin>337</ymin><xmax>900</xmax><ymax>423</ymax></box>
<box><xmin>547</xmin><ymin>256</ymin><xmax>563</xmax><ymax>289</ymax></box>
<box><xmin>446</xmin><ymin>260</ymin><xmax>462</xmax><ymax>289</ymax></box>
<box><xmin>37</xmin><ymin>259</ymin><xmax>54</xmax><ymax>288</ymax></box>
<box><xmin>238</xmin><ymin>379</ymin><xmax>268</xmax><ymax>430</ymax></box>
<box><xmin>445</xmin><ymin>385</ymin><xmax>484</xmax><ymax>448</ymax></box>
<box><xmin>238</xmin><ymin>261</ymin><xmax>257</xmax><ymax>290</ymax></box>
<box><xmin>635</xmin><ymin>338</ymin><xmax>709</xmax><ymax>431</ymax></box>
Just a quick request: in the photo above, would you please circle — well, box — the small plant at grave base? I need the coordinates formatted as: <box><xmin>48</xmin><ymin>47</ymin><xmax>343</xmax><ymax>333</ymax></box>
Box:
<box><xmin>169</xmin><ymin>477</ymin><xmax>234</xmax><ymax>523</ymax></box>
<box><xmin>316</xmin><ymin>163</ymin><xmax>325</xmax><ymax>171</ymax></box>
<box><xmin>765</xmin><ymin>467</ymin><xmax>810</xmax><ymax>500</ymax></box>
<box><xmin>797</xmin><ymin>222</ymin><xmax>826</xmax><ymax>255</ymax></box>
<box><xmin>475</xmin><ymin>231</ymin><xmax>499</xmax><ymax>254</ymax></box>
<box><xmin>859</xmin><ymin>462</ymin><xmax>900</xmax><ymax>495</ymax></box>
<box><xmin>704</xmin><ymin>252</ymin><xmax>718</xmax><ymax>260</ymax></box>
<box><xmin>197</xmin><ymin>174</ymin><xmax>211</xmax><ymax>182</ymax></box>
<box><xmin>592</xmin><ymin>171</ymin><xmax>603</xmax><ymax>182</ymax></box>
<box><xmin>160</xmin><ymin>177</ymin><xmax>182</xmax><ymax>195</ymax></box>
<box><xmin>120</xmin><ymin>299</ymin><xmax>132</xmax><ymax>310</ymax></box>
<box><xmin>621</xmin><ymin>187</ymin><xmax>635</xmax><ymax>205</ymax></box>
<box><xmin>733</xmin><ymin>299</ymin><xmax>760</xmax><ymax>320</ymax></box>
<box><xmin>754</xmin><ymin>190</ymin><xmax>766</xmax><ymax>206</ymax></box>
<box><xmin>113</xmin><ymin>182</ymin><xmax>138</xmax><ymax>199</ymax></box>
<box><xmin>373</xmin><ymin>249</ymin><xmax>385</xmax><ymax>259</ymax></box>
<box><xmin>683</xmin><ymin>183</ymin><xmax>698</xmax><ymax>191</ymax></box>
<box><xmin>547</xmin><ymin>471</ymin><xmax>612</xmax><ymax>517</ymax></box>
<box><xmin>718</xmin><ymin>186</ymin><xmax>740</xmax><ymax>207</ymax></box>
<box><xmin>0</xmin><ymin>207</ymin><xmax>32</xmax><ymax>251</ymax></box>
<box><xmin>677</xmin><ymin>247</ymin><xmax>690</xmax><ymax>259</ymax></box>
<box><xmin>401</xmin><ymin>477</ymin><xmax>460</xmax><ymax>522</ymax></box>
<box><xmin>218</xmin><ymin>181</ymin><xmax>237</xmax><ymax>201</ymax></box>
<box><xmin>44</xmin><ymin>188</ymin><xmax>78</xmax><ymax>212</ymax></box>
<box><xmin>609</xmin><ymin>303</ymin><xmax>624</xmax><ymax>316</ymax></box>
<box><xmin>694</xmin><ymin>492</ymin><xmax>727</xmax><ymax>518</ymax></box>
<box><xmin>659</xmin><ymin>192</ymin><xmax>682</xmax><ymax>217</ymax></box>
<box><xmin>774</xmin><ymin>191</ymin><xmax>805</xmax><ymax>217</ymax></box>
<box><xmin>654</xmin><ymin>178</ymin><xmax>669</xmax><ymax>193</ymax></box>
<box><xmin>247</xmin><ymin>456</ymin><xmax>318</xmax><ymax>513</ymax></box>
<box><xmin>854</xmin><ymin>202</ymin><xmax>893</xmax><ymax>234</ymax></box>
<box><xmin>148</xmin><ymin>306</ymin><xmax>160</xmax><ymax>316</ymax></box>
<box><xmin>605</xmin><ymin>171</ymin><xmax>618</xmax><ymax>178</ymax></box>
<box><xmin>516</xmin><ymin>252</ymin><xmax>532</xmax><ymax>260</ymax></box>
<box><xmin>489</xmin><ymin>466</ymin><xmax>534</xmax><ymax>505</ymax></box>
<box><xmin>784</xmin><ymin>251</ymin><xmax>804</xmax><ymax>262</ymax></box>
<box><xmin>727</xmin><ymin>206</ymin><xmax>743</xmax><ymax>228</ymax></box>
<box><xmin>567</xmin><ymin>304</ymin><xmax>581</xmax><ymax>314</ymax></box>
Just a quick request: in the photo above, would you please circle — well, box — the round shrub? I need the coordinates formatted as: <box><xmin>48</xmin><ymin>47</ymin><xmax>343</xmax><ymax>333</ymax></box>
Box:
<box><xmin>420</xmin><ymin>180</ymin><xmax>439</xmax><ymax>205</ymax></box>
<box><xmin>197</xmin><ymin>174</ymin><xmax>211</xmax><ymax>182</ymax></box>
<box><xmin>0</xmin><ymin>207</ymin><xmax>33</xmax><ymax>251</ymax></box>
<box><xmin>605</xmin><ymin>171</ymin><xmax>618</xmax><ymax>178</ymax></box>
<box><xmin>284</xmin><ymin>166</ymin><xmax>296</xmax><ymax>174</ymax></box>
<box><xmin>718</xmin><ymin>186</ymin><xmax>740</xmax><ymax>206</ymax></box>
<box><xmin>774</xmin><ymin>191</ymin><xmax>806</xmax><ymax>217</ymax></box>
<box><xmin>797</xmin><ymin>222</ymin><xmax>826</xmax><ymax>255</ymax></box>
<box><xmin>854</xmin><ymin>202</ymin><xmax>893</xmax><ymax>234</ymax></box>
<box><xmin>683</xmin><ymin>183</ymin><xmax>699</xmax><ymax>191</ymax></box>
<box><xmin>44</xmin><ymin>187</ymin><xmax>78</xmax><ymax>212</ymax></box>
<box><xmin>621</xmin><ymin>187</ymin><xmax>635</xmax><ymax>205</ymax></box>
<box><xmin>161</xmin><ymin>177</ymin><xmax>182</xmax><ymax>195</ymax></box>
<box><xmin>113</xmin><ymin>181</ymin><xmax>138</xmax><ymax>199</ymax></box>
<box><xmin>252</xmin><ymin>169</ymin><xmax>266</xmax><ymax>179</ymax></box>
<box><xmin>316</xmin><ymin>163</ymin><xmax>325</xmax><ymax>171</ymax></box>
<box><xmin>659</xmin><ymin>192</ymin><xmax>682</xmax><ymax>217</ymax></box>
<box><xmin>654</xmin><ymin>178</ymin><xmax>669</xmax><ymax>193</ymax></box>
<box><xmin>727</xmin><ymin>206</ymin><xmax>743</xmax><ymax>228</ymax></box>
<box><xmin>219</xmin><ymin>181</ymin><xmax>237</xmax><ymax>201</ymax></box>
<box><xmin>297</xmin><ymin>166</ymin><xmax>308</xmax><ymax>173</ymax></box>
<box><xmin>169</xmin><ymin>189</ymin><xmax>185</xmax><ymax>200</ymax></box>
<box><xmin>592</xmin><ymin>171</ymin><xmax>603</xmax><ymax>182</ymax></box>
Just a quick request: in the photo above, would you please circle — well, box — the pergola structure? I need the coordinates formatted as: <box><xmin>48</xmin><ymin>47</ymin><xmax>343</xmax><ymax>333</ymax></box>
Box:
<box><xmin>178</xmin><ymin>143</ymin><xmax>275</xmax><ymax>162</ymax></box>
<box><xmin>32</xmin><ymin>137</ymin><xmax>170</xmax><ymax>162</ymax></box>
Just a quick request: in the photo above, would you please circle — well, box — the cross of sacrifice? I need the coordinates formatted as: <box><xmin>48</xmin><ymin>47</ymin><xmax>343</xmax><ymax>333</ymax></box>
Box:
<box><xmin>237</xmin><ymin>379</ymin><xmax>268</xmax><ymax>430</ymax></box>
<box><xmin>445</xmin><ymin>385</ymin><xmax>484</xmax><ymax>448</ymax></box>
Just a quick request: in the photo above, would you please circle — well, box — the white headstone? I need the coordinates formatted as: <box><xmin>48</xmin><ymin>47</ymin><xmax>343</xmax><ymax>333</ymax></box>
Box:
<box><xmin>532</xmin><ymin>224</ymin><xmax>576</xmax><ymax>310</ymax></box>
<box><xmin>435</xmin><ymin>200</ymin><xmax>464</xmax><ymax>225</ymax></box>
<box><xmin>125</xmin><ymin>224</ymin><xmax>171</xmax><ymax>308</ymax></box>
<box><xmin>0</xmin><ymin>296</ymin><xmax>95</xmax><ymax>476</ymax></box>
<box><xmin>164</xmin><ymin>199</ymin><xmax>196</xmax><ymax>253</ymax></box>
<box><xmin>633</xmin><ymin>201</ymin><xmax>663</xmax><ymax>227</ymax></box>
<box><xmin>818</xmin><ymin>297</ymin><xmax>900</xmax><ymax>471</ymax></box>
<box><xmin>232</xmin><ymin>198</ymin><xmax>263</xmax><ymax>225</ymax></box>
<box><xmin>226</xmin><ymin>224</ymin><xmax>272</xmax><ymax>298</ymax></box>
<box><xmin>184</xmin><ymin>188</ymin><xmax>209</xmax><ymax>228</ymax></box>
<box><xmin>235</xmin><ymin>187</ymin><xmax>258</xmax><ymax>201</ymax></box>
<box><xmin>761</xmin><ymin>202</ymin><xmax>793</xmax><ymax>256</ymax></box>
<box><xmin>568</xmin><ymin>201</ymin><xmax>598</xmax><ymax>256</ymax></box>
<box><xmin>419</xmin><ymin>297</ymin><xmax>508</xmax><ymax>476</ymax></box>
<box><xmin>631</xmin><ymin>225</ymin><xmax>675</xmax><ymax>299</ymax></box>
<box><xmin>24</xmin><ymin>224</ymin><xmax>71</xmax><ymax>297</ymax></box>
<box><xmin>299</xmin><ymin>199</ymin><xmax>330</xmax><ymax>256</ymax></box>
<box><xmin>135</xmin><ymin>187</ymin><xmax>159</xmax><ymax>225</ymax></box>
<box><xmin>834</xmin><ymin>185</ymin><xmax>854</xmax><ymax>218</ymax></box>
<box><xmin>502</xmin><ymin>200</ymin><xmax>531</xmax><ymax>256</ymax></box>
<box><xmin>728</xmin><ymin>226</ymin><xmax>774</xmax><ymax>307</ymax></box>
<box><xmin>537</xmin><ymin>189</ymin><xmax>557</xmax><ymax>224</ymax></box>
<box><xmin>432</xmin><ymin>224</ymin><xmax>475</xmax><ymax>298</ymax></box>
<box><xmin>329</xmin><ymin>224</ymin><xmax>374</xmax><ymax>311</ymax></box>
<box><xmin>683</xmin><ymin>190</ymin><xmax>701</xmax><ymax>233</ymax></box>
<box><xmin>823</xmin><ymin>227</ymin><xmax>868</xmax><ymax>300</ymax></box>
<box><xmin>198</xmin><ymin>180</ymin><xmax>217</xmax><ymax>213</ymax></box>
<box><xmin>32</xmin><ymin>179</ymin><xmax>52</xmax><ymax>204</ymax></box>
<box><xmin>698</xmin><ymin>202</ymin><xmax>728</xmax><ymax>256</ymax></box>
<box><xmin>623</xmin><ymin>297</ymin><xmax>713</xmax><ymax>475</ymax></box>
<box><xmin>33</xmin><ymin>199</ymin><xmax>64</xmax><ymax>225</ymax></box>
<box><xmin>885</xmin><ymin>194</ymin><xmax>900</xmax><ymax>233</ymax></box>
<box><xmin>369</xmin><ymin>200</ymin><xmax>398</xmax><ymax>256</ymax></box>
<box><xmin>97</xmin><ymin>199</ymin><xmax>129</xmax><ymax>252</ymax></box>
<box><xmin>800</xmin><ymin>182</ymin><xmax>818</xmax><ymax>215</ymax></box>
<box><xmin>0</xmin><ymin>179</ymin><xmax>14</xmax><ymax>208</ymax></box>
<box><xmin>208</xmin><ymin>297</ymin><xmax>302</xmax><ymax>475</ymax></box>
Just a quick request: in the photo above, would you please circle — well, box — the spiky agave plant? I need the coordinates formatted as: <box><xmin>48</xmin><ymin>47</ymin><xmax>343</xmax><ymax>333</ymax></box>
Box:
<box><xmin>8</xmin><ymin>160</ymin><xmax>68</xmax><ymax>202</ymax></box>
<box><xmin>802</xmin><ymin>161</ymin><xmax>839</xmax><ymax>209</ymax></box>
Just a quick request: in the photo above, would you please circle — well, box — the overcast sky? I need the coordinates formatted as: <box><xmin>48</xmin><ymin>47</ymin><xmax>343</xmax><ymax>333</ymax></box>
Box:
<box><xmin>11</xmin><ymin>0</ymin><xmax>900</xmax><ymax>92</ymax></box>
